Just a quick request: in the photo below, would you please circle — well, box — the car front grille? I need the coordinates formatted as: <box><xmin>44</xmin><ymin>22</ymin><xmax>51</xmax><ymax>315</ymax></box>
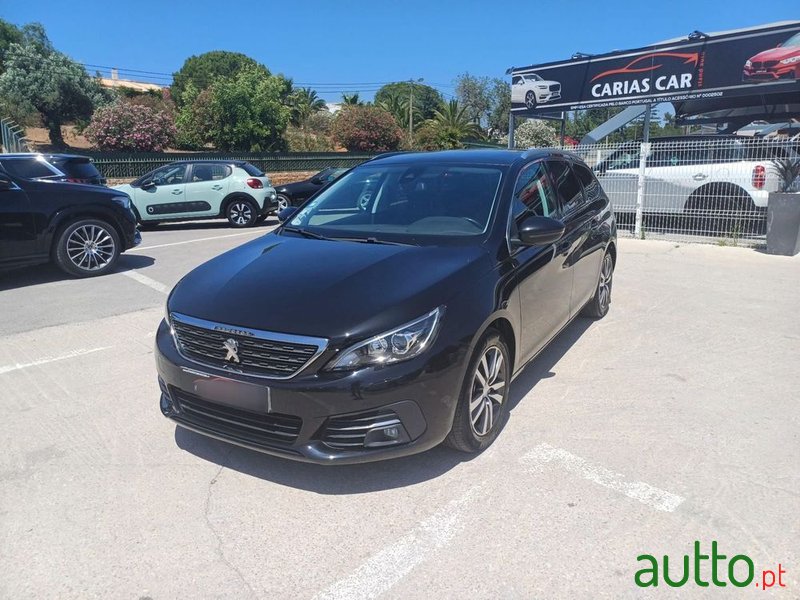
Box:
<box><xmin>170</xmin><ymin>388</ymin><xmax>302</xmax><ymax>446</ymax></box>
<box><xmin>322</xmin><ymin>409</ymin><xmax>401</xmax><ymax>449</ymax></box>
<box><xmin>549</xmin><ymin>83</ymin><xmax>560</xmax><ymax>92</ymax></box>
<box><xmin>751</xmin><ymin>61</ymin><xmax>778</xmax><ymax>71</ymax></box>
<box><xmin>170</xmin><ymin>313</ymin><xmax>325</xmax><ymax>379</ymax></box>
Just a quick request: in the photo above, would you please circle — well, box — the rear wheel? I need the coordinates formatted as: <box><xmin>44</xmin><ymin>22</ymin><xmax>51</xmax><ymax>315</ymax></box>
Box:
<box><xmin>226</xmin><ymin>198</ymin><xmax>257</xmax><ymax>228</ymax></box>
<box><xmin>686</xmin><ymin>185</ymin><xmax>756</xmax><ymax>236</ymax></box>
<box><xmin>582</xmin><ymin>250</ymin><xmax>614</xmax><ymax>319</ymax></box>
<box><xmin>445</xmin><ymin>330</ymin><xmax>510</xmax><ymax>453</ymax></box>
<box><xmin>54</xmin><ymin>219</ymin><xmax>120</xmax><ymax>278</ymax></box>
<box><xmin>276</xmin><ymin>194</ymin><xmax>291</xmax><ymax>212</ymax></box>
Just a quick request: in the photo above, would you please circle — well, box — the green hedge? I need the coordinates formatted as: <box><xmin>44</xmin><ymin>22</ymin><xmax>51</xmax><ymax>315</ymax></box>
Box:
<box><xmin>84</xmin><ymin>151</ymin><xmax>375</xmax><ymax>178</ymax></box>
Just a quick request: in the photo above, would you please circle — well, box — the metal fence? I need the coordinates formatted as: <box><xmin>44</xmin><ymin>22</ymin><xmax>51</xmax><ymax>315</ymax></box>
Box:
<box><xmin>544</xmin><ymin>137</ymin><xmax>799</xmax><ymax>246</ymax></box>
<box><xmin>0</xmin><ymin>118</ymin><xmax>31</xmax><ymax>153</ymax></box>
<box><xmin>87</xmin><ymin>151</ymin><xmax>375</xmax><ymax>179</ymax></box>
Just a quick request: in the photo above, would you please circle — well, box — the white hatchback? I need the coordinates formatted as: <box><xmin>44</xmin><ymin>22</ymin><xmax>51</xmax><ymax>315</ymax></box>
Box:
<box><xmin>114</xmin><ymin>161</ymin><xmax>277</xmax><ymax>228</ymax></box>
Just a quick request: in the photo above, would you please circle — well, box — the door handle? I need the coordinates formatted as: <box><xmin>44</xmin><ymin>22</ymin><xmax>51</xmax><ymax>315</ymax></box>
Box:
<box><xmin>692</xmin><ymin>173</ymin><xmax>708</xmax><ymax>181</ymax></box>
<box><xmin>211</xmin><ymin>185</ymin><xmax>223</xmax><ymax>191</ymax></box>
<box><xmin>172</xmin><ymin>189</ymin><xmax>183</xmax><ymax>195</ymax></box>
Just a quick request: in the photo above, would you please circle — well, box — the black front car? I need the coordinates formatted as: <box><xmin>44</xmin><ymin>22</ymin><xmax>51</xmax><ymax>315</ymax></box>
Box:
<box><xmin>156</xmin><ymin>150</ymin><xmax>616</xmax><ymax>464</ymax></box>
<box><xmin>156</xmin><ymin>234</ymin><xmax>493</xmax><ymax>464</ymax></box>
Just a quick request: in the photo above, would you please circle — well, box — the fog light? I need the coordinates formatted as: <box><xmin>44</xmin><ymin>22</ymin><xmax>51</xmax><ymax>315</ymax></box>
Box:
<box><xmin>159</xmin><ymin>392</ymin><xmax>173</xmax><ymax>415</ymax></box>
<box><xmin>363</xmin><ymin>423</ymin><xmax>411</xmax><ymax>448</ymax></box>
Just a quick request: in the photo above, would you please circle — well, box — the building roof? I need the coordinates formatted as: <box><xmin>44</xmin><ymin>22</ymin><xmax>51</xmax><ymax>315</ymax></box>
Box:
<box><xmin>99</xmin><ymin>78</ymin><xmax>164</xmax><ymax>93</ymax></box>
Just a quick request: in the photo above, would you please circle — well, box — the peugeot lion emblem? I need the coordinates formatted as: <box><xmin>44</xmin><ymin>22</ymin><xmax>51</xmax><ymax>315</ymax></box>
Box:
<box><xmin>223</xmin><ymin>338</ymin><xmax>240</xmax><ymax>363</ymax></box>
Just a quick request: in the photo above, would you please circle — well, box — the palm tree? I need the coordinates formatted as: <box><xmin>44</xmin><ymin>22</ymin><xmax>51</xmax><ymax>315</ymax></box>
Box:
<box><xmin>341</xmin><ymin>93</ymin><xmax>363</xmax><ymax>106</ymax></box>
<box><xmin>421</xmin><ymin>99</ymin><xmax>484</xmax><ymax>149</ymax></box>
<box><xmin>290</xmin><ymin>87</ymin><xmax>327</xmax><ymax>126</ymax></box>
<box><xmin>377</xmin><ymin>91</ymin><xmax>411</xmax><ymax>129</ymax></box>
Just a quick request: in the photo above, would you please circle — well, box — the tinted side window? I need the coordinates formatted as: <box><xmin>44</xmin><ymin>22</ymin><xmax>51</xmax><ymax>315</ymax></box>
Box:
<box><xmin>241</xmin><ymin>163</ymin><xmax>265</xmax><ymax>176</ymax></box>
<box><xmin>547</xmin><ymin>160</ymin><xmax>584</xmax><ymax>215</ymax></box>
<box><xmin>57</xmin><ymin>160</ymin><xmax>102</xmax><ymax>179</ymax></box>
<box><xmin>0</xmin><ymin>158</ymin><xmax>62</xmax><ymax>180</ymax></box>
<box><xmin>572</xmin><ymin>163</ymin><xmax>603</xmax><ymax>203</ymax></box>
<box><xmin>511</xmin><ymin>162</ymin><xmax>555</xmax><ymax>220</ymax></box>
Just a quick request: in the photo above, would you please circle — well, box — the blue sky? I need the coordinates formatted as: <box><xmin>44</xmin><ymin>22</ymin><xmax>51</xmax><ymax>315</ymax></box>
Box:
<box><xmin>2</xmin><ymin>0</ymin><xmax>796</xmax><ymax>102</ymax></box>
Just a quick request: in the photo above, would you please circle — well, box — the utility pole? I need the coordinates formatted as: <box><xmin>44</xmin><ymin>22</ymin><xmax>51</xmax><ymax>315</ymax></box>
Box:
<box><xmin>409</xmin><ymin>78</ymin><xmax>423</xmax><ymax>143</ymax></box>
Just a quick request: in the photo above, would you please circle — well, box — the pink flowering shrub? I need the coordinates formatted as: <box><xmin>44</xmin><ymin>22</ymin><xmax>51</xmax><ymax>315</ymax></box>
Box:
<box><xmin>85</xmin><ymin>103</ymin><xmax>176</xmax><ymax>152</ymax></box>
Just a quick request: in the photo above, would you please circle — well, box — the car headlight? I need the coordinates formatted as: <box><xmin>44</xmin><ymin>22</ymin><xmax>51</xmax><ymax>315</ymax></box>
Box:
<box><xmin>325</xmin><ymin>307</ymin><xmax>443</xmax><ymax>371</ymax></box>
<box><xmin>745</xmin><ymin>59</ymin><xmax>752</xmax><ymax>68</ymax></box>
<box><xmin>111</xmin><ymin>195</ymin><xmax>131</xmax><ymax>210</ymax></box>
<box><xmin>780</xmin><ymin>56</ymin><xmax>800</xmax><ymax>65</ymax></box>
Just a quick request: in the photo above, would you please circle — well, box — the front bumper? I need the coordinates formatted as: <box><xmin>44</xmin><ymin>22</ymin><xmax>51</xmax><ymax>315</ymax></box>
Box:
<box><xmin>539</xmin><ymin>91</ymin><xmax>561</xmax><ymax>103</ymax></box>
<box><xmin>742</xmin><ymin>67</ymin><xmax>798</xmax><ymax>82</ymax></box>
<box><xmin>155</xmin><ymin>320</ymin><xmax>465</xmax><ymax>464</ymax></box>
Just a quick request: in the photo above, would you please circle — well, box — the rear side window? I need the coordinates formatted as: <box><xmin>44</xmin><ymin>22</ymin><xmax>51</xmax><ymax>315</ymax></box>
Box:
<box><xmin>191</xmin><ymin>163</ymin><xmax>231</xmax><ymax>182</ymax></box>
<box><xmin>547</xmin><ymin>160</ymin><xmax>584</xmax><ymax>215</ymax></box>
<box><xmin>572</xmin><ymin>163</ymin><xmax>603</xmax><ymax>203</ymax></box>
<box><xmin>0</xmin><ymin>157</ymin><xmax>63</xmax><ymax>180</ymax></box>
<box><xmin>241</xmin><ymin>163</ymin><xmax>265</xmax><ymax>177</ymax></box>
<box><xmin>54</xmin><ymin>160</ymin><xmax>102</xmax><ymax>179</ymax></box>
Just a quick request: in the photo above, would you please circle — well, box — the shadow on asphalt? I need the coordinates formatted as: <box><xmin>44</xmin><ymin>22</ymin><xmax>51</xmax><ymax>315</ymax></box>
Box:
<box><xmin>175</xmin><ymin>316</ymin><xmax>595</xmax><ymax>493</ymax></box>
<box><xmin>0</xmin><ymin>253</ymin><xmax>155</xmax><ymax>291</ymax></box>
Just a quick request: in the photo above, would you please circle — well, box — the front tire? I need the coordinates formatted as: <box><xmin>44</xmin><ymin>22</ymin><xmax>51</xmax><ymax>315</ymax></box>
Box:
<box><xmin>525</xmin><ymin>90</ymin><xmax>537</xmax><ymax>110</ymax></box>
<box><xmin>54</xmin><ymin>218</ymin><xmax>121</xmax><ymax>278</ymax></box>
<box><xmin>445</xmin><ymin>329</ymin><xmax>510</xmax><ymax>453</ymax></box>
<box><xmin>582</xmin><ymin>250</ymin><xmax>614</xmax><ymax>318</ymax></box>
<box><xmin>226</xmin><ymin>198</ymin><xmax>257</xmax><ymax>228</ymax></box>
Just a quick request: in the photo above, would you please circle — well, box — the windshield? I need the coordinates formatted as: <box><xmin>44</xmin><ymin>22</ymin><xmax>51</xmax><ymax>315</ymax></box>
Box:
<box><xmin>287</xmin><ymin>162</ymin><xmax>504</xmax><ymax>244</ymax></box>
<box><xmin>783</xmin><ymin>33</ymin><xmax>800</xmax><ymax>47</ymax></box>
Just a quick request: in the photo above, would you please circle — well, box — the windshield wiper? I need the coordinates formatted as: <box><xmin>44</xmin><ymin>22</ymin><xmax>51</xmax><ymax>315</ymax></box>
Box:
<box><xmin>338</xmin><ymin>236</ymin><xmax>416</xmax><ymax>247</ymax></box>
<box><xmin>282</xmin><ymin>226</ymin><xmax>333</xmax><ymax>241</ymax></box>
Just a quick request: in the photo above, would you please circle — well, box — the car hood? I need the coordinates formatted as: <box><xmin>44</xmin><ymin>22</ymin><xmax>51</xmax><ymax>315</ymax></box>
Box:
<box><xmin>276</xmin><ymin>180</ymin><xmax>314</xmax><ymax>194</ymax></box>
<box><xmin>169</xmin><ymin>232</ymin><xmax>492</xmax><ymax>342</ymax></box>
<box><xmin>23</xmin><ymin>178</ymin><xmax>127</xmax><ymax>198</ymax></box>
<box><xmin>749</xmin><ymin>46</ymin><xmax>800</xmax><ymax>62</ymax></box>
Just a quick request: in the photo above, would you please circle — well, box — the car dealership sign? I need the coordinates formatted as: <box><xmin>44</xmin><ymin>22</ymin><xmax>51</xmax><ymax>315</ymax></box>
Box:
<box><xmin>510</xmin><ymin>21</ymin><xmax>800</xmax><ymax>116</ymax></box>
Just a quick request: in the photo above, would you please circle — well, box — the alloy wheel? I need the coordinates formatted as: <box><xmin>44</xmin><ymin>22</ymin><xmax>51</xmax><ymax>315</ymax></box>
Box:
<box><xmin>276</xmin><ymin>196</ymin><xmax>290</xmax><ymax>212</ymax></box>
<box><xmin>525</xmin><ymin>90</ymin><xmax>536</xmax><ymax>109</ymax></box>
<box><xmin>229</xmin><ymin>202</ymin><xmax>253</xmax><ymax>226</ymax></box>
<box><xmin>469</xmin><ymin>346</ymin><xmax>506</xmax><ymax>437</ymax></box>
<box><xmin>66</xmin><ymin>224</ymin><xmax>116</xmax><ymax>271</ymax></box>
<box><xmin>598</xmin><ymin>253</ymin><xmax>613</xmax><ymax>311</ymax></box>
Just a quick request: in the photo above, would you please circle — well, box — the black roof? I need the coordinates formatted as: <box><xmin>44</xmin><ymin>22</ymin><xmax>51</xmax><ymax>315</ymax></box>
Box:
<box><xmin>368</xmin><ymin>148</ymin><xmax>583</xmax><ymax>167</ymax></box>
<box><xmin>0</xmin><ymin>152</ymin><xmax>92</xmax><ymax>160</ymax></box>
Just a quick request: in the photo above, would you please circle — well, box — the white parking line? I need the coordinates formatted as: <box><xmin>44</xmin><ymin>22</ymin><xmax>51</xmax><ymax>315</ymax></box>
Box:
<box><xmin>313</xmin><ymin>486</ymin><xmax>485</xmax><ymax>600</ymax></box>
<box><xmin>0</xmin><ymin>346</ymin><xmax>112</xmax><ymax>375</ymax></box>
<box><xmin>520</xmin><ymin>443</ymin><xmax>685</xmax><ymax>513</ymax></box>
<box><xmin>128</xmin><ymin>229</ymin><xmax>266</xmax><ymax>253</ymax></box>
<box><xmin>119</xmin><ymin>270</ymin><xmax>170</xmax><ymax>294</ymax></box>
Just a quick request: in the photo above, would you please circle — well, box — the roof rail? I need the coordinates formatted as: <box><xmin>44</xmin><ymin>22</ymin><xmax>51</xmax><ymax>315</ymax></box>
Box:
<box><xmin>367</xmin><ymin>151</ymin><xmax>411</xmax><ymax>162</ymax></box>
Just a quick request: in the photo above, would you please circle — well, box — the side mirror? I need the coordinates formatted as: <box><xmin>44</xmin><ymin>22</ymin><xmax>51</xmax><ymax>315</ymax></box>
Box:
<box><xmin>277</xmin><ymin>206</ymin><xmax>298</xmax><ymax>223</ymax></box>
<box><xmin>0</xmin><ymin>176</ymin><xmax>13</xmax><ymax>191</ymax></box>
<box><xmin>516</xmin><ymin>215</ymin><xmax>565</xmax><ymax>246</ymax></box>
<box><xmin>141</xmin><ymin>180</ymin><xmax>156</xmax><ymax>191</ymax></box>
<box><xmin>310</xmin><ymin>176</ymin><xmax>323</xmax><ymax>185</ymax></box>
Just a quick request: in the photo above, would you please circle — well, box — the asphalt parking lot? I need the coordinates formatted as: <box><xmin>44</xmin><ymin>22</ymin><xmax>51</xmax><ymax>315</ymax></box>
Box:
<box><xmin>1</xmin><ymin>221</ymin><xmax>798</xmax><ymax>598</ymax></box>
